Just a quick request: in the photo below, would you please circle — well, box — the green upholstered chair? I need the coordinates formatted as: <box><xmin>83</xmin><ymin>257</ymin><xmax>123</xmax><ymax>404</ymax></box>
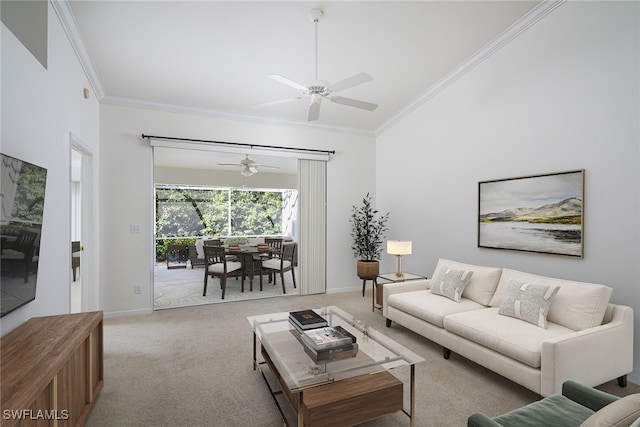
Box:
<box><xmin>468</xmin><ymin>381</ymin><xmax>640</xmax><ymax>427</ymax></box>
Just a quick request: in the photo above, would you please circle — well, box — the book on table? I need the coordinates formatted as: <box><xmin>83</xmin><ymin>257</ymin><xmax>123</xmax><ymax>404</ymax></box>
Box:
<box><xmin>303</xmin><ymin>342</ymin><xmax>359</xmax><ymax>363</ymax></box>
<box><xmin>288</xmin><ymin>309</ymin><xmax>328</xmax><ymax>331</ymax></box>
<box><xmin>289</xmin><ymin>324</ymin><xmax>359</xmax><ymax>362</ymax></box>
<box><xmin>301</xmin><ymin>326</ymin><xmax>354</xmax><ymax>350</ymax></box>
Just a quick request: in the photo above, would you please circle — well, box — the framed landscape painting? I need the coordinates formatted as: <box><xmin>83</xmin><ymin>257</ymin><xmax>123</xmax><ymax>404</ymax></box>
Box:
<box><xmin>478</xmin><ymin>170</ymin><xmax>584</xmax><ymax>257</ymax></box>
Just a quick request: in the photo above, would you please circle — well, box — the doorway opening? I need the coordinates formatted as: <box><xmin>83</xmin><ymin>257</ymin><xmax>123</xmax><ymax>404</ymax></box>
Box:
<box><xmin>152</xmin><ymin>149</ymin><xmax>300</xmax><ymax>310</ymax></box>
<box><xmin>69</xmin><ymin>137</ymin><xmax>95</xmax><ymax>313</ymax></box>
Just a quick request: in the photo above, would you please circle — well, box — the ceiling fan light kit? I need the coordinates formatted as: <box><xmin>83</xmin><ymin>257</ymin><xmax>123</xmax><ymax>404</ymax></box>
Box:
<box><xmin>219</xmin><ymin>154</ymin><xmax>279</xmax><ymax>177</ymax></box>
<box><xmin>261</xmin><ymin>8</ymin><xmax>379</xmax><ymax>122</ymax></box>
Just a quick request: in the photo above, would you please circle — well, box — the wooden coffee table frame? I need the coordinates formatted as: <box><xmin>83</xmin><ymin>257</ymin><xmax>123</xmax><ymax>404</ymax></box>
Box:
<box><xmin>250</xmin><ymin>308</ymin><xmax>421</xmax><ymax>427</ymax></box>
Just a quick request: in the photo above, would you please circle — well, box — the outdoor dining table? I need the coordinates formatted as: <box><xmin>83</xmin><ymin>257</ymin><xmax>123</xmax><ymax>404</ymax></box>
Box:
<box><xmin>225</xmin><ymin>246</ymin><xmax>273</xmax><ymax>291</ymax></box>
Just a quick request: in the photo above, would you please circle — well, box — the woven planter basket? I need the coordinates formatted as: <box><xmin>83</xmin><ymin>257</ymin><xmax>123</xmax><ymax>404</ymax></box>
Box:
<box><xmin>357</xmin><ymin>260</ymin><xmax>379</xmax><ymax>280</ymax></box>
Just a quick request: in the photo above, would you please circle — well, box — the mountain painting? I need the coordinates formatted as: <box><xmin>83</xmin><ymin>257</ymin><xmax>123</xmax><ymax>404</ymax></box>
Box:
<box><xmin>478</xmin><ymin>170</ymin><xmax>584</xmax><ymax>257</ymax></box>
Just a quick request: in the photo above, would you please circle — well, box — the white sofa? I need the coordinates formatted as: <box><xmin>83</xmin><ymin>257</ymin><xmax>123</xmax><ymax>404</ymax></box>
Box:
<box><xmin>383</xmin><ymin>258</ymin><xmax>634</xmax><ymax>397</ymax></box>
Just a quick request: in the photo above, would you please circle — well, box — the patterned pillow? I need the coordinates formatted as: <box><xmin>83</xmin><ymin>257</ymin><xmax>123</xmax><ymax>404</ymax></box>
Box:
<box><xmin>430</xmin><ymin>268</ymin><xmax>474</xmax><ymax>302</ymax></box>
<box><xmin>498</xmin><ymin>279</ymin><xmax>559</xmax><ymax>328</ymax></box>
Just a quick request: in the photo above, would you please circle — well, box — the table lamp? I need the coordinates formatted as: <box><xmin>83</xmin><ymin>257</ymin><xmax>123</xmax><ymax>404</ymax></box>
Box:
<box><xmin>387</xmin><ymin>240</ymin><xmax>412</xmax><ymax>277</ymax></box>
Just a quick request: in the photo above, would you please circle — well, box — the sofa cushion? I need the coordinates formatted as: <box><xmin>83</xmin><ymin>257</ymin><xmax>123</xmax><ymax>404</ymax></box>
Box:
<box><xmin>195</xmin><ymin>238</ymin><xmax>205</xmax><ymax>259</ymax></box>
<box><xmin>493</xmin><ymin>394</ymin><xmax>595</xmax><ymax>427</ymax></box>
<box><xmin>388</xmin><ymin>291</ymin><xmax>485</xmax><ymax>328</ymax></box>
<box><xmin>489</xmin><ymin>269</ymin><xmax>612</xmax><ymax>331</ymax></box>
<box><xmin>431</xmin><ymin>259</ymin><xmax>502</xmax><ymax>306</ymax></box>
<box><xmin>430</xmin><ymin>268</ymin><xmax>473</xmax><ymax>302</ymax></box>
<box><xmin>444</xmin><ymin>307</ymin><xmax>574</xmax><ymax>368</ymax></box>
<box><xmin>498</xmin><ymin>279</ymin><xmax>560</xmax><ymax>328</ymax></box>
<box><xmin>581</xmin><ymin>394</ymin><xmax>640</xmax><ymax>427</ymax></box>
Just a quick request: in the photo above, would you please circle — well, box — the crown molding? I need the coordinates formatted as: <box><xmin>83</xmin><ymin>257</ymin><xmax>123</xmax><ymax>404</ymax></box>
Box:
<box><xmin>101</xmin><ymin>95</ymin><xmax>376</xmax><ymax>138</ymax></box>
<box><xmin>52</xmin><ymin>0</ymin><xmax>563</xmax><ymax>139</ymax></box>
<box><xmin>53</xmin><ymin>0</ymin><xmax>373</xmax><ymax>138</ymax></box>
<box><xmin>51</xmin><ymin>0</ymin><xmax>105</xmax><ymax>100</ymax></box>
<box><xmin>375</xmin><ymin>0</ymin><xmax>566</xmax><ymax>136</ymax></box>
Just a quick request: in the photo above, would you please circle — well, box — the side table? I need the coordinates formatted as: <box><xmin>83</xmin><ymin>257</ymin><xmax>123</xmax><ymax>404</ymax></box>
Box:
<box><xmin>375</xmin><ymin>273</ymin><xmax>426</xmax><ymax>308</ymax></box>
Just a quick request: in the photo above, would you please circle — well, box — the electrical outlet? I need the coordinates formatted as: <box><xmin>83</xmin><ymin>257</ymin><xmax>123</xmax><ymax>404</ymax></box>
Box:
<box><xmin>134</xmin><ymin>284</ymin><xmax>141</xmax><ymax>294</ymax></box>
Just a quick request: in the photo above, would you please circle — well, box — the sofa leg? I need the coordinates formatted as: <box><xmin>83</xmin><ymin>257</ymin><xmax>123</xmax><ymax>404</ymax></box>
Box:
<box><xmin>385</xmin><ymin>319</ymin><xmax>392</xmax><ymax>328</ymax></box>
<box><xmin>617</xmin><ymin>375</ymin><xmax>627</xmax><ymax>387</ymax></box>
<box><xmin>443</xmin><ymin>348</ymin><xmax>451</xmax><ymax>360</ymax></box>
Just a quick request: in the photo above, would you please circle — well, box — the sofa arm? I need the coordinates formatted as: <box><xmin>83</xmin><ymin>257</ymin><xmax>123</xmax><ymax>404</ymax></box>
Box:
<box><xmin>562</xmin><ymin>380</ymin><xmax>619</xmax><ymax>412</ymax></box>
<box><xmin>382</xmin><ymin>279</ymin><xmax>430</xmax><ymax>318</ymax></box>
<box><xmin>541</xmin><ymin>305</ymin><xmax>633</xmax><ymax>397</ymax></box>
<box><xmin>467</xmin><ymin>413</ymin><xmax>502</xmax><ymax>427</ymax></box>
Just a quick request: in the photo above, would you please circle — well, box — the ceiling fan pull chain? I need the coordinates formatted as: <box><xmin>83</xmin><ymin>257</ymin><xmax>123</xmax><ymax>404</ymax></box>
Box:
<box><xmin>314</xmin><ymin>16</ymin><xmax>319</xmax><ymax>80</ymax></box>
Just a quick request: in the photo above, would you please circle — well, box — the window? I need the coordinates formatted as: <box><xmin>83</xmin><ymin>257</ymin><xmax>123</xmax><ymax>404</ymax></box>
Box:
<box><xmin>155</xmin><ymin>185</ymin><xmax>298</xmax><ymax>239</ymax></box>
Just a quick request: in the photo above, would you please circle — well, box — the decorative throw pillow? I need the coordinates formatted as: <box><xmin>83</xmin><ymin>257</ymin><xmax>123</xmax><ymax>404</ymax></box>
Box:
<box><xmin>580</xmin><ymin>394</ymin><xmax>640</xmax><ymax>427</ymax></box>
<box><xmin>430</xmin><ymin>268</ymin><xmax>473</xmax><ymax>302</ymax></box>
<box><xmin>498</xmin><ymin>279</ymin><xmax>559</xmax><ymax>328</ymax></box>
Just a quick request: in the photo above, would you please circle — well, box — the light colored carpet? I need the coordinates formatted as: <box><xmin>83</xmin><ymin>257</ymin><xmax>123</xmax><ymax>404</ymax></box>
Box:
<box><xmin>90</xmin><ymin>290</ymin><xmax>639</xmax><ymax>427</ymax></box>
<box><xmin>154</xmin><ymin>265</ymin><xmax>297</xmax><ymax>310</ymax></box>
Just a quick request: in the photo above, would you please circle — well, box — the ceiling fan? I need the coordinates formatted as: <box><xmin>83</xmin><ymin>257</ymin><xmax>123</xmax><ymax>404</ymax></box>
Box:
<box><xmin>259</xmin><ymin>8</ymin><xmax>378</xmax><ymax>121</ymax></box>
<box><xmin>218</xmin><ymin>155</ymin><xmax>279</xmax><ymax>177</ymax></box>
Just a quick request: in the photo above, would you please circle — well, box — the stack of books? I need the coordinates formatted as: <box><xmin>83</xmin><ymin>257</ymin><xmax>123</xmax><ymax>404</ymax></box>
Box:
<box><xmin>288</xmin><ymin>309</ymin><xmax>328</xmax><ymax>333</ymax></box>
<box><xmin>288</xmin><ymin>310</ymin><xmax>358</xmax><ymax>362</ymax></box>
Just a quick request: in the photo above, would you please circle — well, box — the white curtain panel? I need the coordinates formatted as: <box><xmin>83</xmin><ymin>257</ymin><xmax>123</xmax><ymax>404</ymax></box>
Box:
<box><xmin>297</xmin><ymin>159</ymin><xmax>327</xmax><ymax>295</ymax></box>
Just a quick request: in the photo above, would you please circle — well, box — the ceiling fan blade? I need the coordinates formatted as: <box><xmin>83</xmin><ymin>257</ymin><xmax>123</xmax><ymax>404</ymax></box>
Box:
<box><xmin>255</xmin><ymin>164</ymin><xmax>280</xmax><ymax>169</ymax></box>
<box><xmin>330</xmin><ymin>96</ymin><xmax>378</xmax><ymax>111</ymax></box>
<box><xmin>253</xmin><ymin>97</ymin><xmax>302</xmax><ymax>108</ymax></box>
<box><xmin>308</xmin><ymin>102</ymin><xmax>321</xmax><ymax>121</ymax></box>
<box><xmin>267</xmin><ymin>74</ymin><xmax>308</xmax><ymax>92</ymax></box>
<box><xmin>218</xmin><ymin>163</ymin><xmax>242</xmax><ymax>166</ymax></box>
<box><xmin>326</xmin><ymin>72</ymin><xmax>373</xmax><ymax>93</ymax></box>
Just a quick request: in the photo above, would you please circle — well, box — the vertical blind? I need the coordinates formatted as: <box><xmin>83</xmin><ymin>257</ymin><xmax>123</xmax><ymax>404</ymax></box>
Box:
<box><xmin>297</xmin><ymin>159</ymin><xmax>327</xmax><ymax>295</ymax></box>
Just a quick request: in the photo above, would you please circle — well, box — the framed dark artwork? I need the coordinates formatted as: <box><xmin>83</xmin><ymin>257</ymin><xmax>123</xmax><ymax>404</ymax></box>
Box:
<box><xmin>478</xmin><ymin>170</ymin><xmax>584</xmax><ymax>257</ymax></box>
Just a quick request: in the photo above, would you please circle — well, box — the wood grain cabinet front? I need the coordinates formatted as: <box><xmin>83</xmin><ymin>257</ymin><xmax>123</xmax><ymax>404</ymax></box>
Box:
<box><xmin>1</xmin><ymin>311</ymin><xmax>103</xmax><ymax>427</ymax></box>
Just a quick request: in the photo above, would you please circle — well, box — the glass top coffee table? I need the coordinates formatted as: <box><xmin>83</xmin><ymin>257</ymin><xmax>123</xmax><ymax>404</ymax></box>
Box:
<box><xmin>248</xmin><ymin>305</ymin><xmax>424</xmax><ymax>426</ymax></box>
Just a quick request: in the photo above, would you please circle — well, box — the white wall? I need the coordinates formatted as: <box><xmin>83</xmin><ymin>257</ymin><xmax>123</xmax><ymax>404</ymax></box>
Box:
<box><xmin>377</xmin><ymin>2</ymin><xmax>639</xmax><ymax>381</ymax></box>
<box><xmin>1</xmin><ymin>4</ymin><xmax>100</xmax><ymax>334</ymax></box>
<box><xmin>99</xmin><ymin>104</ymin><xmax>375</xmax><ymax>315</ymax></box>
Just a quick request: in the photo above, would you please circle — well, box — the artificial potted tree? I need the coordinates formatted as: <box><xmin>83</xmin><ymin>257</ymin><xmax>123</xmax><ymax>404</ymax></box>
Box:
<box><xmin>350</xmin><ymin>193</ymin><xmax>389</xmax><ymax>281</ymax></box>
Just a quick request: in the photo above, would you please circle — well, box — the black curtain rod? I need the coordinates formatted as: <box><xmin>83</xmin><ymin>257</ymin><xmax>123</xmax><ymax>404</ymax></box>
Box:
<box><xmin>141</xmin><ymin>134</ymin><xmax>335</xmax><ymax>156</ymax></box>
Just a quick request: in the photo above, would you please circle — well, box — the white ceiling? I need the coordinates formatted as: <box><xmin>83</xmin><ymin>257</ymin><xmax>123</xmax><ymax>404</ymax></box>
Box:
<box><xmin>154</xmin><ymin>147</ymin><xmax>299</xmax><ymax>174</ymax></box>
<box><xmin>67</xmin><ymin>1</ymin><xmax>541</xmax><ymax>172</ymax></box>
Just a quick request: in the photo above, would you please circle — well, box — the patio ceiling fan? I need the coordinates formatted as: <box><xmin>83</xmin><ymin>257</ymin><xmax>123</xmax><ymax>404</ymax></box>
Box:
<box><xmin>218</xmin><ymin>155</ymin><xmax>279</xmax><ymax>177</ymax></box>
<box><xmin>258</xmin><ymin>8</ymin><xmax>378</xmax><ymax>121</ymax></box>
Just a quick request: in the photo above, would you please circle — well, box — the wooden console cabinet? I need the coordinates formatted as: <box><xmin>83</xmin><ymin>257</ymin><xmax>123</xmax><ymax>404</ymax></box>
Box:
<box><xmin>1</xmin><ymin>311</ymin><xmax>104</xmax><ymax>427</ymax></box>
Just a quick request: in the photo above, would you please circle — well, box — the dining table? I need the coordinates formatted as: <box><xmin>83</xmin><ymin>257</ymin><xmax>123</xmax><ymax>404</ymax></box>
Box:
<box><xmin>225</xmin><ymin>245</ymin><xmax>273</xmax><ymax>291</ymax></box>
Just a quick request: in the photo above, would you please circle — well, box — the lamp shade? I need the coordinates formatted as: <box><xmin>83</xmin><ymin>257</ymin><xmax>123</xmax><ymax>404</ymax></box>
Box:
<box><xmin>387</xmin><ymin>240</ymin><xmax>412</xmax><ymax>255</ymax></box>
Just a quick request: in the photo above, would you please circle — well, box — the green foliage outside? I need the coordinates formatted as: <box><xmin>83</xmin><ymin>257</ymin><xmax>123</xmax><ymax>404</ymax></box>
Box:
<box><xmin>156</xmin><ymin>187</ymin><xmax>229</xmax><ymax>238</ymax></box>
<box><xmin>155</xmin><ymin>186</ymin><xmax>284</xmax><ymax>261</ymax></box>
<box><xmin>9</xmin><ymin>163</ymin><xmax>47</xmax><ymax>223</ymax></box>
<box><xmin>230</xmin><ymin>190</ymin><xmax>282</xmax><ymax>235</ymax></box>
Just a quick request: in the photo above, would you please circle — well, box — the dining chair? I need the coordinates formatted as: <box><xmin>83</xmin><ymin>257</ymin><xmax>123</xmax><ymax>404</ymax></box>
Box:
<box><xmin>203</xmin><ymin>245</ymin><xmax>242</xmax><ymax>299</ymax></box>
<box><xmin>260</xmin><ymin>242</ymin><xmax>297</xmax><ymax>294</ymax></box>
<box><xmin>259</xmin><ymin>237</ymin><xmax>284</xmax><ymax>283</ymax></box>
<box><xmin>71</xmin><ymin>241</ymin><xmax>81</xmax><ymax>281</ymax></box>
<box><xmin>264</xmin><ymin>237</ymin><xmax>283</xmax><ymax>255</ymax></box>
